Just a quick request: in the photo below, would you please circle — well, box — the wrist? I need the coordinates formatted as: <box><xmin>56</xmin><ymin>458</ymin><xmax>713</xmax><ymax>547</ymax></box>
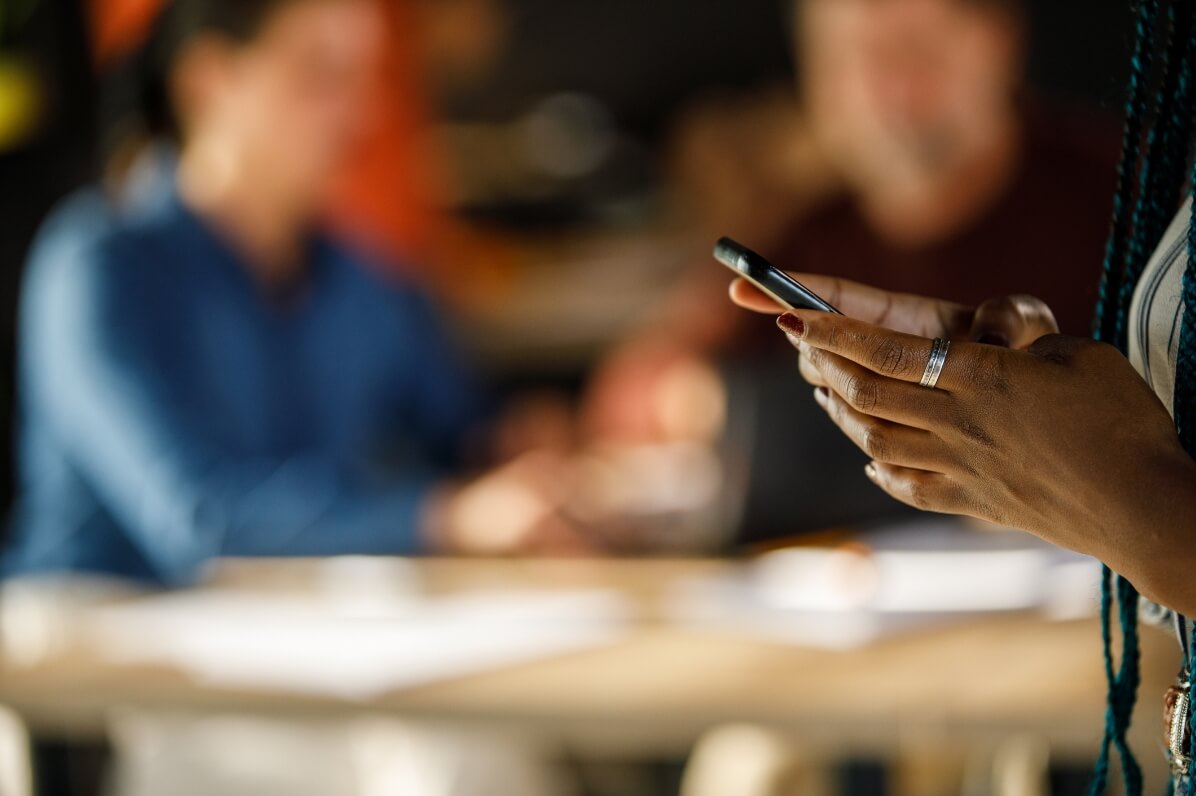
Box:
<box><xmin>1099</xmin><ymin>443</ymin><xmax>1196</xmax><ymax>615</ymax></box>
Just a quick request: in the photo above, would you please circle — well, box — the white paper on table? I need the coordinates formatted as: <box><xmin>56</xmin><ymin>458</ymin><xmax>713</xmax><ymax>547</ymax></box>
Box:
<box><xmin>666</xmin><ymin>518</ymin><xmax>1103</xmax><ymax>649</ymax></box>
<box><xmin>84</xmin><ymin>588</ymin><xmax>631</xmax><ymax>701</ymax></box>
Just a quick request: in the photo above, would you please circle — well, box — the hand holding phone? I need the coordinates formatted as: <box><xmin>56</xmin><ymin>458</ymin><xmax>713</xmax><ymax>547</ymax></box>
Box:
<box><xmin>713</xmin><ymin>237</ymin><xmax>841</xmax><ymax>314</ymax></box>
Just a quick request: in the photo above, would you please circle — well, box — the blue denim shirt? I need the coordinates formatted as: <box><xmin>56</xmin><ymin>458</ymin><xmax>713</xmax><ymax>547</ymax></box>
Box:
<box><xmin>4</xmin><ymin>184</ymin><xmax>484</xmax><ymax>585</ymax></box>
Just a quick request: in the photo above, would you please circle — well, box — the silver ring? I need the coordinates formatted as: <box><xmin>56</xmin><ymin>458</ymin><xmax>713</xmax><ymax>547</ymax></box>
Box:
<box><xmin>919</xmin><ymin>338</ymin><xmax>950</xmax><ymax>389</ymax></box>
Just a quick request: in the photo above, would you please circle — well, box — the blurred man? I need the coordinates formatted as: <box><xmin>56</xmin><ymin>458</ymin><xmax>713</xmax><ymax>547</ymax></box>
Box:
<box><xmin>772</xmin><ymin>0</ymin><xmax>1116</xmax><ymax>336</ymax></box>
<box><xmin>669</xmin><ymin>0</ymin><xmax>1117</xmax><ymax>339</ymax></box>
<box><xmin>3</xmin><ymin>0</ymin><xmax>589</xmax><ymax>586</ymax></box>
<box><xmin>586</xmin><ymin>0</ymin><xmax>1120</xmax><ymax>540</ymax></box>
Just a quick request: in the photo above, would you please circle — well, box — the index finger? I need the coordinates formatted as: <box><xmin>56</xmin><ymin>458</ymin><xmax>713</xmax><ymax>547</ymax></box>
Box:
<box><xmin>730</xmin><ymin>275</ymin><xmax>972</xmax><ymax>337</ymax></box>
<box><xmin>780</xmin><ymin>310</ymin><xmax>992</xmax><ymax>393</ymax></box>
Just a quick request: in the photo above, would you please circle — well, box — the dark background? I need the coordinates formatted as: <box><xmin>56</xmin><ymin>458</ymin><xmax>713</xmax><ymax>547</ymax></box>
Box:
<box><xmin>0</xmin><ymin>0</ymin><xmax>1133</xmax><ymax>521</ymax></box>
<box><xmin>0</xmin><ymin>3</ymin><xmax>1138</xmax><ymax>794</ymax></box>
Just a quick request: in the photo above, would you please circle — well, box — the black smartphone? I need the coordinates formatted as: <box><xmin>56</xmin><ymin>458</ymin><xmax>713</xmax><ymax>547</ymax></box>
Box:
<box><xmin>714</xmin><ymin>237</ymin><xmax>841</xmax><ymax>314</ymax></box>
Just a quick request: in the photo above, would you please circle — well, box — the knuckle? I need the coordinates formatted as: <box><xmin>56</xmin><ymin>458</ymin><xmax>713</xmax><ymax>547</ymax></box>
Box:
<box><xmin>954</xmin><ymin>415</ymin><xmax>996</xmax><ymax>448</ymax></box>
<box><xmin>825</xmin><ymin>323</ymin><xmax>846</xmax><ymax>352</ymax></box>
<box><xmin>844</xmin><ymin>374</ymin><xmax>880</xmax><ymax>413</ymax></box>
<box><xmin>869</xmin><ymin>336</ymin><xmax>916</xmax><ymax>378</ymax></box>
<box><xmin>962</xmin><ymin>347</ymin><xmax>1012</xmax><ymax>394</ymax></box>
<box><xmin>824</xmin><ymin>391</ymin><xmax>843</xmax><ymax>424</ymax></box>
<box><xmin>801</xmin><ymin>345</ymin><xmax>825</xmax><ymax>371</ymax></box>
<box><xmin>1027</xmin><ymin>333</ymin><xmax>1077</xmax><ymax>365</ymax></box>
<box><xmin>859</xmin><ymin>422</ymin><xmax>890</xmax><ymax>461</ymax></box>
<box><xmin>906</xmin><ymin>477</ymin><xmax>935</xmax><ymax>511</ymax></box>
<box><xmin>1082</xmin><ymin>339</ymin><xmax>1122</xmax><ymax>364</ymax></box>
<box><xmin>799</xmin><ymin>364</ymin><xmax>824</xmax><ymax>387</ymax></box>
<box><xmin>954</xmin><ymin>477</ymin><xmax>995</xmax><ymax>521</ymax></box>
<box><xmin>974</xmin><ymin>295</ymin><xmax>1019</xmax><ymax>327</ymax></box>
<box><xmin>974</xmin><ymin>502</ymin><xmax>1006</xmax><ymax>526</ymax></box>
<box><xmin>991</xmin><ymin>295</ymin><xmax>1020</xmax><ymax>314</ymax></box>
<box><xmin>902</xmin><ymin>472</ymin><xmax>954</xmax><ymax>513</ymax></box>
<box><xmin>956</xmin><ymin>458</ymin><xmax>982</xmax><ymax>481</ymax></box>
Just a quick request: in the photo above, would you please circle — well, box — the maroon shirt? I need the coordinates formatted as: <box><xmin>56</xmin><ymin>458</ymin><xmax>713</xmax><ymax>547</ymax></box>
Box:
<box><xmin>768</xmin><ymin>109</ymin><xmax>1121</xmax><ymax>337</ymax></box>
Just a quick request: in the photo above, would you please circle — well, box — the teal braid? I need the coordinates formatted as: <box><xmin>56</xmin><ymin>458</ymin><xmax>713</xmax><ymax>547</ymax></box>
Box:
<box><xmin>1090</xmin><ymin>1</ymin><xmax>1180</xmax><ymax>794</ymax></box>
<box><xmin>1091</xmin><ymin>568</ymin><xmax>1144</xmax><ymax>796</ymax></box>
<box><xmin>1115</xmin><ymin>2</ymin><xmax>1196</xmax><ymax>791</ymax></box>
<box><xmin>1095</xmin><ymin>0</ymin><xmax>1163</xmax><ymax>345</ymax></box>
<box><xmin>1117</xmin><ymin>0</ymin><xmax>1196</xmax><ymax>349</ymax></box>
<box><xmin>1091</xmin><ymin>566</ymin><xmax>1115</xmax><ymax>794</ymax></box>
<box><xmin>1116</xmin><ymin>574</ymin><xmax>1143</xmax><ymax>794</ymax></box>
<box><xmin>1137</xmin><ymin>2</ymin><xmax>1196</xmax><ymax>793</ymax></box>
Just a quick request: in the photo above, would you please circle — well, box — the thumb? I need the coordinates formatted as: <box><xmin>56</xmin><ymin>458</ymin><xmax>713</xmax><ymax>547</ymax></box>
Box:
<box><xmin>968</xmin><ymin>295</ymin><xmax>1059</xmax><ymax>349</ymax></box>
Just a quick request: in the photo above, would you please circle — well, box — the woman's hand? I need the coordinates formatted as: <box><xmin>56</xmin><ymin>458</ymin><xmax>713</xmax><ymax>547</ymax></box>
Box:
<box><xmin>730</xmin><ymin>273</ymin><xmax>1060</xmax><ymax>347</ymax></box>
<box><xmin>779</xmin><ymin>308</ymin><xmax>1196</xmax><ymax>611</ymax></box>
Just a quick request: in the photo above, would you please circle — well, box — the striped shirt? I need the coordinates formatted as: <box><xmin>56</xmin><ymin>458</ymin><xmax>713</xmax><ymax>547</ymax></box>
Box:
<box><xmin>1128</xmin><ymin>199</ymin><xmax>1189</xmax><ymax>643</ymax></box>
<box><xmin>1128</xmin><ymin>199</ymin><xmax>1189</xmax><ymax>415</ymax></box>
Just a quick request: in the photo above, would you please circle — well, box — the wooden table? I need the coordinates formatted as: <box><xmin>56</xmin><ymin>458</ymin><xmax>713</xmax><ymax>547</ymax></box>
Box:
<box><xmin>0</xmin><ymin>558</ymin><xmax>1181</xmax><ymax>770</ymax></box>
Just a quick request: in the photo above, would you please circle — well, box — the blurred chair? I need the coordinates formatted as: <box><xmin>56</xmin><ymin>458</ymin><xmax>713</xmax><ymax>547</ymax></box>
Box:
<box><xmin>680</xmin><ymin>723</ymin><xmax>1050</xmax><ymax>796</ymax></box>
<box><xmin>108</xmin><ymin>711</ymin><xmax>575</xmax><ymax>796</ymax></box>
<box><xmin>680</xmin><ymin>724</ymin><xmax>834</xmax><ymax>796</ymax></box>
<box><xmin>989</xmin><ymin>734</ymin><xmax>1051</xmax><ymax>796</ymax></box>
<box><xmin>0</xmin><ymin>705</ymin><xmax>32</xmax><ymax>796</ymax></box>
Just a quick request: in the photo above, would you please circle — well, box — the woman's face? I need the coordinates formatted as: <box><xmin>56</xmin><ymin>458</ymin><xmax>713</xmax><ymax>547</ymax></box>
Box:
<box><xmin>177</xmin><ymin>0</ymin><xmax>385</xmax><ymax>210</ymax></box>
<box><xmin>798</xmin><ymin>0</ymin><xmax>1022</xmax><ymax>184</ymax></box>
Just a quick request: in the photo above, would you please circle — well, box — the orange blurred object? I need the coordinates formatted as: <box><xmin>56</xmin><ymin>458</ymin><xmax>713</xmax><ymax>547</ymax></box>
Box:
<box><xmin>323</xmin><ymin>0</ymin><xmax>517</xmax><ymax>298</ymax></box>
<box><xmin>89</xmin><ymin>0</ymin><xmax>163</xmax><ymax>67</ymax></box>
<box><xmin>322</xmin><ymin>0</ymin><xmax>455</xmax><ymax>276</ymax></box>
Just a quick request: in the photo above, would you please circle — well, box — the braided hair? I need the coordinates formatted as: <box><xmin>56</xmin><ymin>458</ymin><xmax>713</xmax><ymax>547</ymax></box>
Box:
<box><xmin>1090</xmin><ymin>0</ymin><xmax>1196</xmax><ymax>793</ymax></box>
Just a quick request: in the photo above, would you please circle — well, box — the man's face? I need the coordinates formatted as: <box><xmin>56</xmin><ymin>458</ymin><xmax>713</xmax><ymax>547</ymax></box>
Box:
<box><xmin>184</xmin><ymin>0</ymin><xmax>385</xmax><ymax>209</ymax></box>
<box><xmin>798</xmin><ymin>0</ymin><xmax>1023</xmax><ymax>182</ymax></box>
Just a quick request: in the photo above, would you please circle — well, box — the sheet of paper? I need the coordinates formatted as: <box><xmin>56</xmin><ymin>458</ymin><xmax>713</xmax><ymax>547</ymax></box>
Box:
<box><xmin>666</xmin><ymin>518</ymin><xmax>1101</xmax><ymax>649</ymax></box>
<box><xmin>85</xmin><ymin>588</ymin><xmax>631</xmax><ymax>700</ymax></box>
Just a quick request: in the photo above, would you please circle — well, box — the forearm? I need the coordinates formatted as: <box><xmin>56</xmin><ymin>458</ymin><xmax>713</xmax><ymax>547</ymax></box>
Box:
<box><xmin>215</xmin><ymin>477</ymin><xmax>435</xmax><ymax>561</ymax></box>
<box><xmin>66</xmin><ymin>404</ymin><xmax>438</xmax><ymax>580</ymax></box>
<box><xmin>1096</xmin><ymin>446</ymin><xmax>1196</xmax><ymax>617</ymax></box>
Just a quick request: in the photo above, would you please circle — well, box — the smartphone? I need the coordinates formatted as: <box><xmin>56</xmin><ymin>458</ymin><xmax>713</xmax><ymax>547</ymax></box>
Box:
<box><xmin>714</xmin><ymin>237</ymin><xmax>841</xmax><ymax>314</ymax></box>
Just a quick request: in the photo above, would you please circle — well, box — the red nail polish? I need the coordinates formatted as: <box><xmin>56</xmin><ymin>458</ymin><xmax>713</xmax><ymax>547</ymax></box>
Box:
<box><xmin>777</xmin><ymin>314</ymin><xmax>805</xmax><ymax>338</ymax></box>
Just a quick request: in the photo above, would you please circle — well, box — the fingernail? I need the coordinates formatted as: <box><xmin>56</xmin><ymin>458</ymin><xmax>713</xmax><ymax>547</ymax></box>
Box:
<box><xmin>813</xmin><ymin>387</ymin><xmax>829</xmax><ymax>409</ymax></box>
<box><xmin>864</xmin><ymin>463</ymin><xmax>878</xmax><ymax>481</ymax></box>
<box><xmin>777</xmin><ymin>313</ymin><xmax>805</xmax><ymax>339</ymax></box>
<box><xmin>976</xmin><ymin>332</ymin><xmax>1009</xmax><ymax>347</ymax></box>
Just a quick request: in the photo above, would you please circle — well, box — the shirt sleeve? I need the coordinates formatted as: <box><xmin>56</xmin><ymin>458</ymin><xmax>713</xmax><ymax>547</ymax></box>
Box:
<box><xmin>23</xmin><ymin>236</ymin><xmax>437</xmax><ymax>585</ymax></box>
